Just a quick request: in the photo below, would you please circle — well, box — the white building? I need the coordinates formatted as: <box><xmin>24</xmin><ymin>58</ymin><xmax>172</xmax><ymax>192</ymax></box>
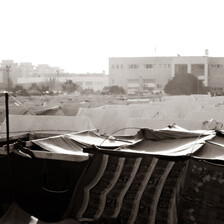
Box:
<box><xmin>58</xmin><ymin>73</ymin><xmax>109</xmax><ymax>91</ymax></box>
<box><xmin>17</xmin><ymin>72</ymin><xmax>109</xmax><ymax>92</ymax></box>
<box><xmin>0</xmin><ymin>60</ymin><xmax>19</xmax><ymax>89</ymax></box>
<box><xmin>109</xmin><ymin>56</ymin><xmax>211</xmax><ymax>94</ymax></box>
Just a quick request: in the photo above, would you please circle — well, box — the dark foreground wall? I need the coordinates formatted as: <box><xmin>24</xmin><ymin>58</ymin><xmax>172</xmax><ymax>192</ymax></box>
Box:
<box><xmin>0</xmin><ymin>153</ymin><xmax>89</xmax><ymax>222</ymax></box>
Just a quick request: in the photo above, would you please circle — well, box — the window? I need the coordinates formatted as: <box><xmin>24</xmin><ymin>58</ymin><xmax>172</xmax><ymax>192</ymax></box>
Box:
<box><xmin>175</xmin><ymin>64</ymin><xmax>188</xmax><ymax>74</ymax></box>
<box><xmin>120</xmin><ymin>64</ymin><xmax>123</xmax><ymax>69</ymax></box>
<box><xmin>116</xmin><ymin>64</ymin><xmax>119</xmax><ymax>69</ymax></box>
<box><xmin>143</xmin><ymin>79</ymin><xmax>155</xmax><ymax>83</ymax></box>
<box><xmin>112</xmin><ymin>65</ymin><xmax>115</xmax><ymax>69</ymax></box>
<box><xmin>191</xmin><ymin>64</ymin><xmax>204</xmax><ymax>76</ymax></box>
<box><xmin>144</xmin><ymin>64</ymin><xmax>154</xmax><ymax>69</ymax></box>
<box><xmin>128</xmin><ymin>64</ymin><xmax>139</xmax><ymax>69</ymax></box>
<box><xmin>210</xmin><ymin>64</ymin><xmax>223</xmax><ymax>68</ymax></box>
<box><xmin>127</xmin><ymin>79</ymin><xmax>139</xmax><ymax>83</ymax></box>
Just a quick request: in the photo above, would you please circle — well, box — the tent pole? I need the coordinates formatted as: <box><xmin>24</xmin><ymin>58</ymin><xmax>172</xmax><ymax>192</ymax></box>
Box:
<box><xmin>5</xmin><ymin>91</ymin><xmax>9</xmax><ymax>155</ymax></box>
<box><xmin>5</xmin><ymin>91</ymin><xmax>15</xmax><ymax>201</ymax></box>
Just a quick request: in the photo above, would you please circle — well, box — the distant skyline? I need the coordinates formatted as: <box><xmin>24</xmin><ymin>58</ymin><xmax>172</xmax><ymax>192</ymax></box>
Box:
<box><xmin>1</xmin><ymin>0</ymin><xmax>224</xmax><ymax>74</ymax></box>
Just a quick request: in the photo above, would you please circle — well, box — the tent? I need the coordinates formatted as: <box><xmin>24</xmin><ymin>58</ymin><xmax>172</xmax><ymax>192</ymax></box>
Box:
<box><xmin>77</xmin><ymin>107</ymin><xmax>144</xmax><ymax>135</ymax></box>
<box><xmin>1</xmin><ymin>126</ymin><xmax>224</xmax><ymax>223</ymax></box>
<box><xmin>184</xmin><ymin>111</ymin><xmax>224</xmax><ymax>123</ymax></box>
<box><xmin>0</xmin><ymin>125</ymin><xmax>224</xmax><ymax>223</ymax></box>
<box><xmin>0</xmin><ymin>115</ymin><xmax>96</xmax><ymax>137</ymax></box>
<box><xmin>124</xmin><ymin>118</ymin><xmax>214</xmax><ymax>135</ymax></box>
<box><xmin>0</xmin><ymin>104</ymin><xmax>65</xmax><ymax>124</ymax></box>
<box><xmin>25</xmin><ymin>105</ymin><xmax>65</xmax><ymax>116</ymax></box>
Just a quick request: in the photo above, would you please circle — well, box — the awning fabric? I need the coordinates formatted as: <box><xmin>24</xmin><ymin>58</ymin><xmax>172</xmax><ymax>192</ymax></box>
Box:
<box><xmin>26</xmin><ymin>127</ymin><xmax>218</xmax><ymax>159</ymax></box>
<box><xmin>1</xmin><ymin>126</ymin><xmax>224</xmax><ymax>224</ymax></box>
<box><xmin>0</xmin><ymin>115</ymin><xmax>96</xmax><ymax>137</ymax></box>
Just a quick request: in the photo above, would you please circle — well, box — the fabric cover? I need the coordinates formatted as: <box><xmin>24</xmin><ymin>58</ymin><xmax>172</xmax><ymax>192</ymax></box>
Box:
<box><xmin>31</xmin><ymin>131</ymin><xmax>137</xmax><ymax>155</ymax></box>
<box><xmin>66</xmin><ymin>153</ymin><xmax>186</xmax><ymax>224</ymax></box>
<box><xmin>0</xmin><ymin>115</ymin><xmax>96</xmax><ymax>136</ymax></box>
<box><xmin>182</xmin><ymin>159</ymin><xmax>224</xmax><ymax>224</ymax></box>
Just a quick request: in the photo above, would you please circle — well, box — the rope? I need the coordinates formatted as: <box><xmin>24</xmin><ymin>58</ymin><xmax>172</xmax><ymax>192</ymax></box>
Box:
<box><xmin>99</xmin><ymin>127</ymin><xmax>143</xmax><ymax>146</ymax></box>
<box><xmin>7</xmin><ymin>92</ymin><xmax>36</xmax><ymax>115</ymax></box>
<box><xmin>189</xmin><ymin>123</ymin><xmax>211</xmax><ymax>156</ymax></box>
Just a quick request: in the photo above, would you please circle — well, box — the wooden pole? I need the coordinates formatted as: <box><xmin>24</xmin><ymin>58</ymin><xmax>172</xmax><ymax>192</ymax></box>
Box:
<box><xmin>5</xmin><ymin>91</ymin><xmax>9</xmax><ymax>155</ymax></box>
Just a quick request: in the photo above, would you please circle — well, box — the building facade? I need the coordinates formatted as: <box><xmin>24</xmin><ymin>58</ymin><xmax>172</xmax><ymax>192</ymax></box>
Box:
<box><xmin>109</xmin><ymin>56</ymin><xmax>224</xmax><ymax>94</ymax></box>
<box><xmin>17</xmin><ymin>72</ymin><xmax>109</xmax><ymax>92</ymax></box>
<box><xmin>0</xmin><ymin>60</ymin><xmax>19</xmax><ymax>89</ymax></box>
<box><xmin>57</xmin><ymin>73</ymin><xmax>109</xmax><ymax>91</ymax></box>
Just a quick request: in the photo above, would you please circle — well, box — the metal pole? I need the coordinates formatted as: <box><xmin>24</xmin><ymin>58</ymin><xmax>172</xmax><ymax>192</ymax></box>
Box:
<box><xmin>6</xmin><ymin>65</ymin><xmax>11</xmax><ymax>92</ymax></box>
<box><xmin>5</xmin><ymin>91</ymin><xmax>9</xmax><ymax>155</ymax></box>
<box><xmin>4</xmin><ymin>91</ymin><xmax>15</xmax><ymax>200</ymax></box>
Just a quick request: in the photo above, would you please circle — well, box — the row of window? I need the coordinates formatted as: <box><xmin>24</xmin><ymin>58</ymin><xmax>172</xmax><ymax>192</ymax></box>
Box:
<box><xmin>210</xmin><ymin>64</ymin><xmax>224</xmax><ymax>68</ymax></box>
<box><xmin>127</xmin><ymin>79</ymin><xmax>155</xmax><ymax>83</ymax></box>
<box><xmin>77</xmin><ymin>81</ymin><xmax>104</xmax><ymax>86</ymax></box>
<box><xmin>111</xmin><ymin>64</ymin><xmax>171</xmax><ymax>69</ymax></box>
<box><xmin>112</xmin><ymin>63</ymin><xmax>224</xmax><ymax>70</ymax></box>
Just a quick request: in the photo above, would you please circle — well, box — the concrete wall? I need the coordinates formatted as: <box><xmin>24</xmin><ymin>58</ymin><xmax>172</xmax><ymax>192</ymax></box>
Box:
<box><xmin>109</xmin><ymin>56</ymin><xmax>212</xmax><ymax>92</ymax></box>
<box><xmin>17</xmin><ymin>74</ymin><xmax>109</xmax><ymax>92</ymax></box>
<box><xmin>109</xmin><ymin>57</ymin><xmax>173</xmax><ymax>92</ymax></box>
<box><xmin>208</xmin><ymin>57</ymin><xmax>224</xmax><ymax>90</ymax></box>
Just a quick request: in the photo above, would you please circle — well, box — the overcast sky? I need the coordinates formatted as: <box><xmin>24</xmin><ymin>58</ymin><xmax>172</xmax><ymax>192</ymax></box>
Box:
<box><xmin>1</xmin><ymin>0</ymin><xmax>224</xmax><ymax>73</ymax></box>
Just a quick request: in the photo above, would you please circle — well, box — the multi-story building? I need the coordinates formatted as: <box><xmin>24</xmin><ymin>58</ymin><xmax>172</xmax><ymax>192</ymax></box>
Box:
<box><xmin>34</xmin><ymin>64</ymin><xmax>63</xmax><ymax>76</ymax></box>
<box><xmin>19</xmin><ymin>62</ymin><xmax>34</xmax><ymax>77</ymax></box>
<box><xmin>17</xmin><ymin>71</ymin><xmax>109</xmax><ymax>92</ymax></box>
<box><xmin>58</xmin><ymin>73</ymin><xmax>109</xmax><ymax>92</ymax></box>
<box><xmin>109</xmin><ymin>55</ymin><xmax>224</xmax><ymax>94</ymax></box>
<box><xmin>208</xmin><ymin>57</ymin><xmax>224</xmax><ymax>92</ymax></box>
<box><xmin>0</xmin><ymin>60</ymin><xmax>19</xmax><ymax>89</ymax></box>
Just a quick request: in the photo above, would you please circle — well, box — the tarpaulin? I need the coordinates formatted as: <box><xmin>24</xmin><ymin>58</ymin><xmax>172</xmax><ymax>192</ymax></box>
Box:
<box><xmin>181</xmin><ymin>159</ymin><xmax>224</xmax><ymax>224</ymax></box>
<box><xmin>31</xmin><ymin>131</ymin><xmax>138</xmax><ymax>154</ymax></box>
<box><xmin>29</xmin><ymin>128</ymin><xmax>216</xmax><ymax>158</ymax></box>
<box><xmin>65</xmin><ymin>152</ymin><xmax>186</xmax><ymax>224</ymax></box>
<box><xmin>0</xmin><ymin>115</ymin><xmax>96</xmax><ymax>137</ymax></box>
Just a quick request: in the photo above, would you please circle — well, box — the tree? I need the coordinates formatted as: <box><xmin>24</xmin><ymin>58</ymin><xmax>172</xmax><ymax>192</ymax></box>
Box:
<box><xmin>62</xmin><ymin>79</ymin><xmax>80</xmax><ymax>93</ymax></box>
<box><xmin>43</xmin><ymin>77</ymin><xmax>58</xmax><ymax>91</ymax></box>
<box><xmin>164</xmin><ymin>73</ymin><xmax>208</xmax><ymax>95</ymax></box>
<box><xmin>13</xmin><ymin>85</ymin><xmax>30</xmax><ymax>96</ymax></box>
<box><xmin>28</xmin><ymin>83</ymin><xmax>42</xmax><ymax>95</ymax></box>
<box><xmin>102</xmin><ymin>86</ymin><xmax>126</xmax><ymax>95</ymax></box>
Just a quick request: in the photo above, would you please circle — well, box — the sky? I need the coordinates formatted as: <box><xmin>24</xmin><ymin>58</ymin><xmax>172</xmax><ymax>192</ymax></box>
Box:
<box><xmin>1</xmin><ymin>0</ymin><xmax>224</xmax><ymax>74</ymax></box>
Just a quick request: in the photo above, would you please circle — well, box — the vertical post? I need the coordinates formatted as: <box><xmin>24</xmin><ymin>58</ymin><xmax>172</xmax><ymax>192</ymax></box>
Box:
<box><xmin>187</xmin><ymin>63</ymin><xmax>191</xmax><ymax>73</ymax></box>
<box><xmin>5</xmin><ymin>91</ymin><xmax>9</xmax><ymax>155</ymax></box>
<box><xmin>5</xmin><ymin>91</ymin><xmax>14</xmax><ymax>200</ymax></box>
<box><xmin>5</xmin><ymin>65</ymin><xmax>11</xmax><ymax>92</ymax></box>
<box><xmin>204</xmin><ymin>58</ymin><xmax>208</xmax><ymax>86</ymax></box>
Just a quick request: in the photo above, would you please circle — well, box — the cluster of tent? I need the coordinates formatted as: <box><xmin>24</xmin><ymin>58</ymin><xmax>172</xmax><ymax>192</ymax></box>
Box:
<box><xmin>1</xmin><ymin>94</ymin><xmax>224</xmax><ymax>135</ymax></box>
<box><xmin>0</xmin><ymin>126</ymin><xmax>224</xmax><ymax>223</ymax></box>
<box><xmin>0</xmin><ymin>94</ymin><xmax>224</xmax><ymax>223</ymax></box>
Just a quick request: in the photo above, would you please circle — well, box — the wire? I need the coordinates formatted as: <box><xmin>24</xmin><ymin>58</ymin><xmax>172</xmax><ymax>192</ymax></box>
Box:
<box><xmin>99</xmin><ymin>127</ymin><xmax>143</xmax><ymax>146</ymax></box>
<box><xmin>99</xmin><ymin>125</ymin><xmax>214</xmax><ymax>159</ymax></box>
<box><xmin>7</xmin><ymin>92</ymin><xmax>36</xmax><ymax>115</ymax></box>
<box><xmin>189</xmin><ymin>123</ymin><xmax>212</xmax><ymax>156</ymax></box>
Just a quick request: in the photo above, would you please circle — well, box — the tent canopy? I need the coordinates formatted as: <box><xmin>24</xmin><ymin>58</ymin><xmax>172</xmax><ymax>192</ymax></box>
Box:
<box><xmin>0</xmin><ymin>115</ymin><xmax>96</xmax><ymax>137</ymax></box>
